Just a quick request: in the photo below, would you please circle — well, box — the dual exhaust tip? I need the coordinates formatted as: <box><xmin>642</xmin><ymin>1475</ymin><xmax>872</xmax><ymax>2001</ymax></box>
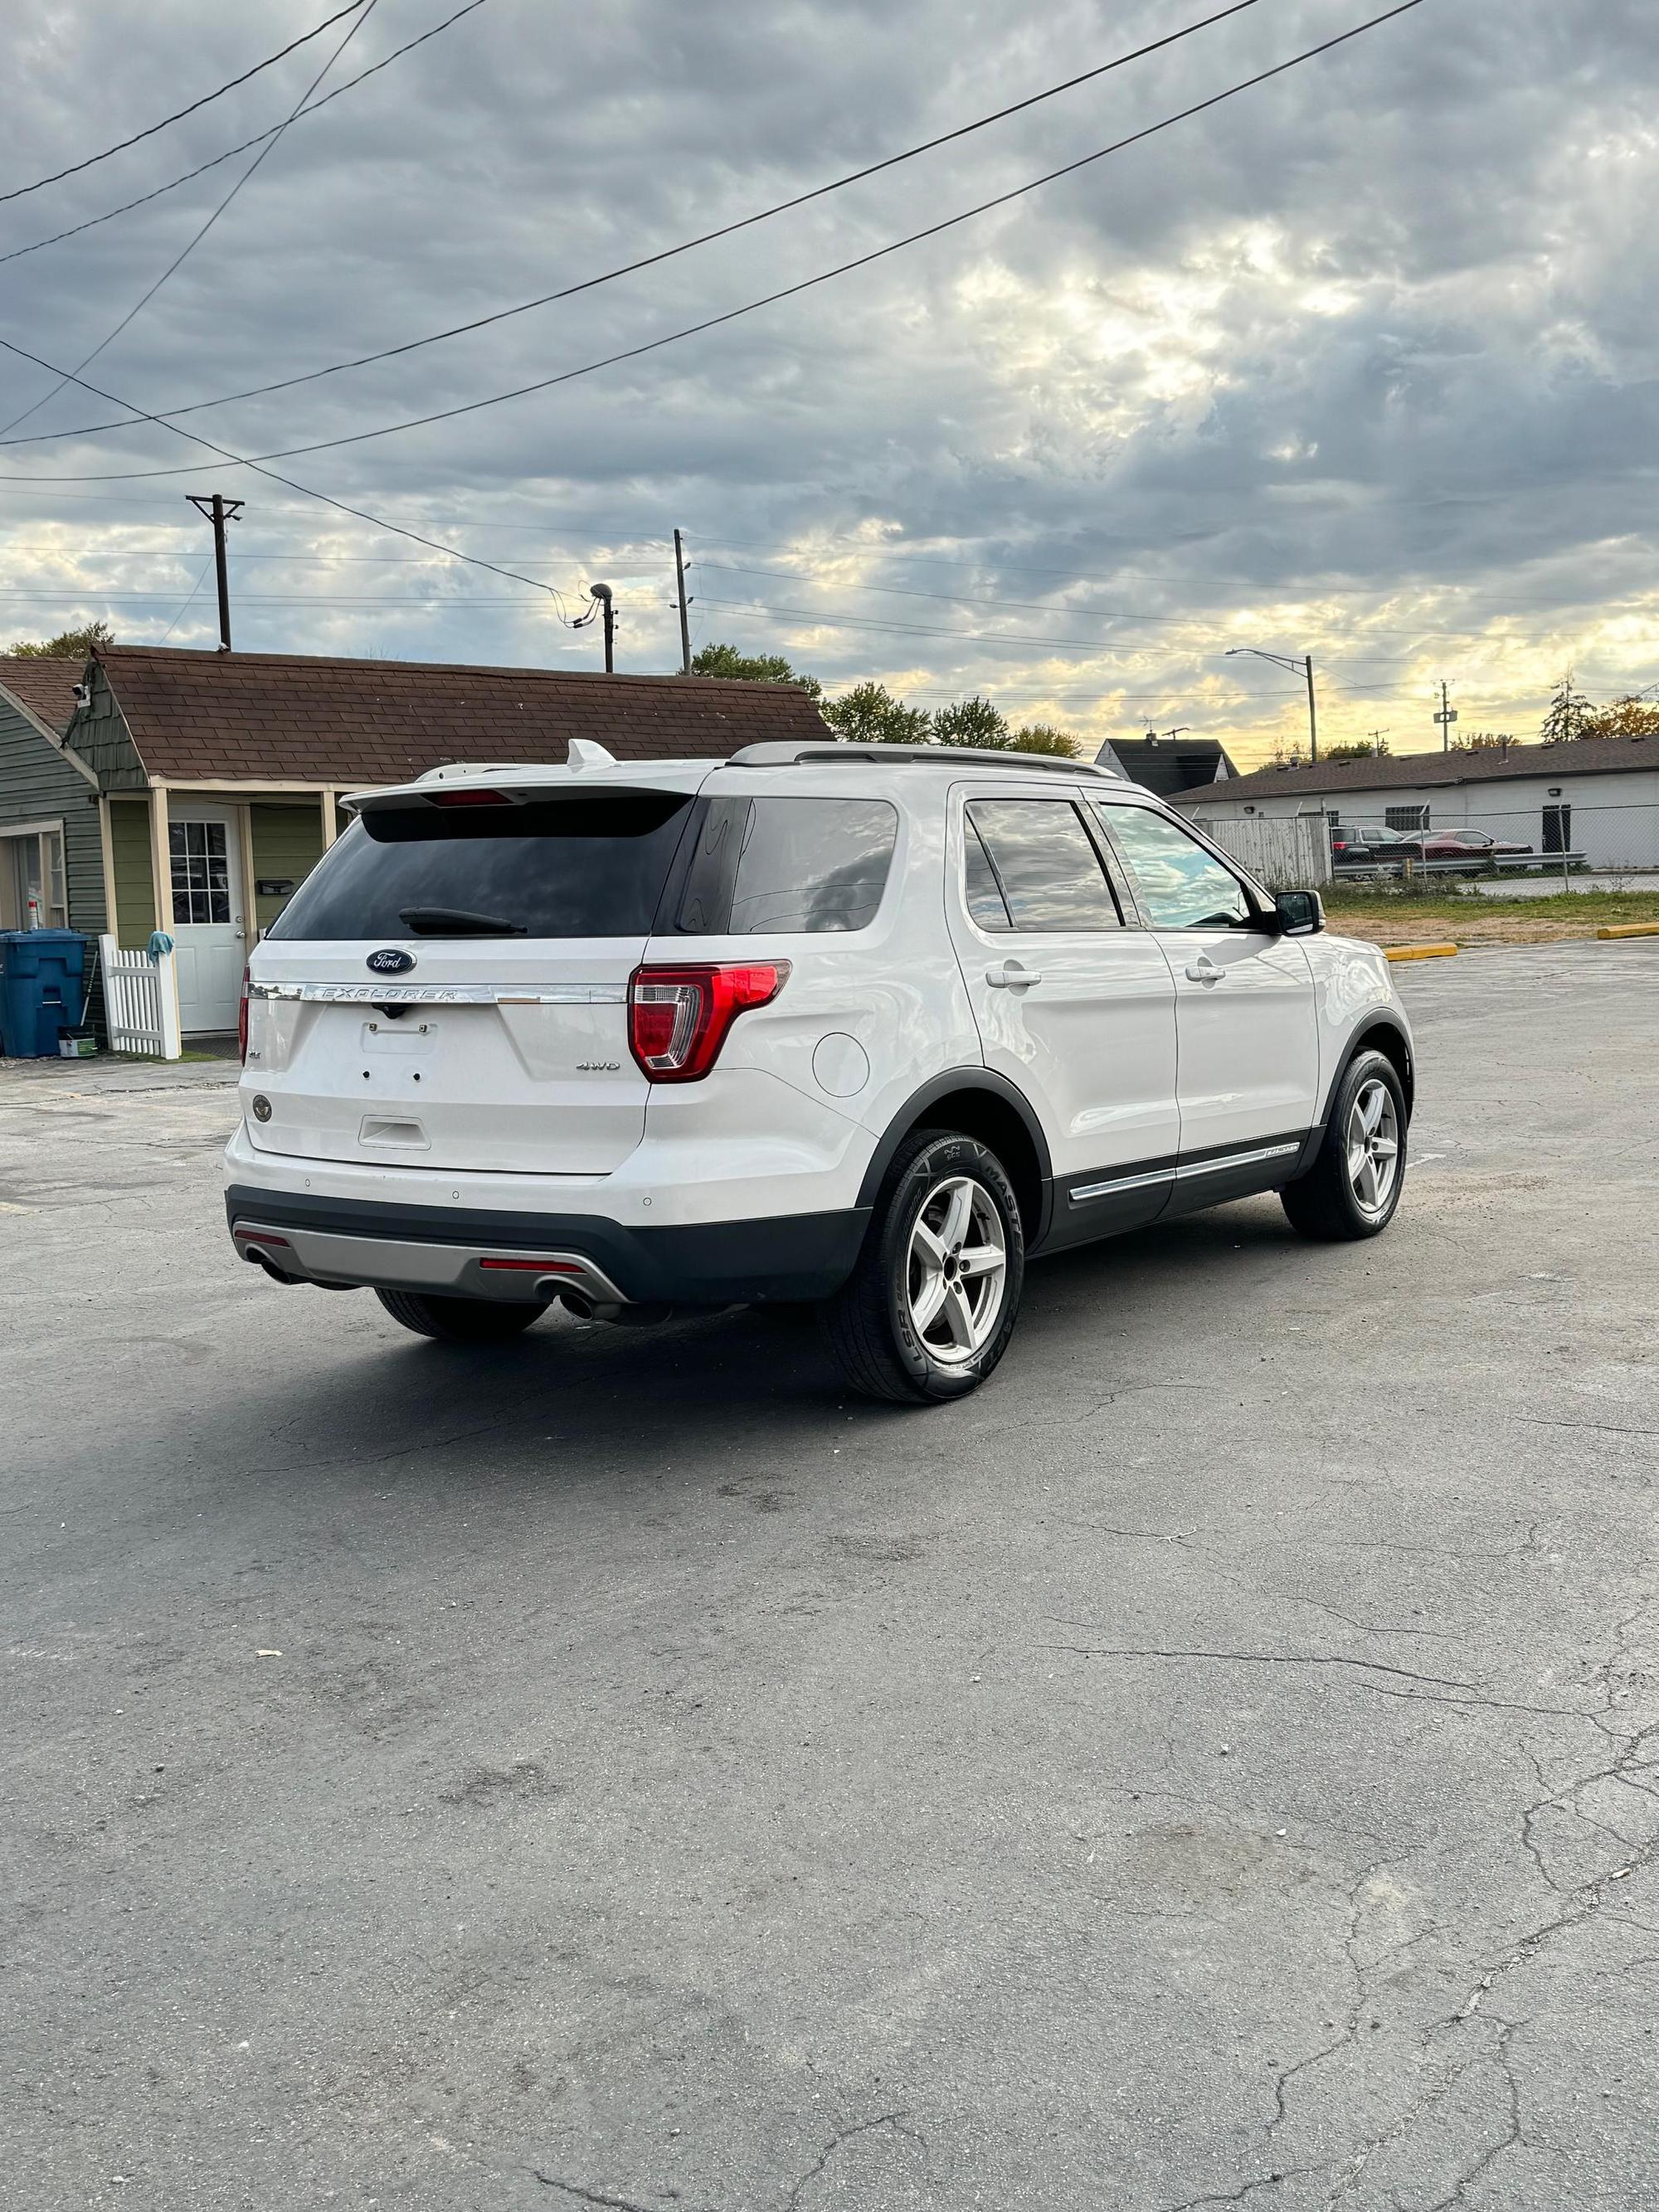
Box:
<box><xmin>232</xmin><ymin>1230</ymin><xmax>669</xmax><ymax>1325</ymax></box>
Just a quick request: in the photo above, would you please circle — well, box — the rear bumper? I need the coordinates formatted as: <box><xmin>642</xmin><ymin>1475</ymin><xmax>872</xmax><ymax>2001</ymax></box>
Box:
<box><xmin>225</xmin><ymin>1184</ymin><xmax>870</xmax><ymax>1306</ymax></box>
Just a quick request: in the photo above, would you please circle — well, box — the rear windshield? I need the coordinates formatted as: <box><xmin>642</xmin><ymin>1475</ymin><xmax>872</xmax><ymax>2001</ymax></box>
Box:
<box><xmin>267</xmin><ymin>794</ymin><xmax>693</xmax><ymax>941</ymax></box>
<box><xmin>674</xmin><ymin>797</ymin><xmax>898</xmax><ymax>935</ymax></box>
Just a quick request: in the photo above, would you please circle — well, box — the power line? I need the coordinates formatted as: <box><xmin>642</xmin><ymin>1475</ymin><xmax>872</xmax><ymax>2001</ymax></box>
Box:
<box><xmin>695</xmin><ymin>592</ymin><xmax>1304</xmax><ymax>660</ymax></box>
<box><xmin>2</xmin><ymin>0</ymin><xmax>1271</xmax><ymax>445</ymax></box>
<box><xmin>0</xmin><ymin>0</ymin><xmax>1431</xmax><ymax>482</ymax></box>
<box><xmin>0</xmin><ymin>0</ymin><xmax>369</xmax><ymax>207</ymax></box>
<box><xmin>0</xmin><ymin>0</ymin><xmax>387</xmax><ymax>443</ymax></box>
<box><xmin>0</xmin><ymin>0</ymin><xmax>494</xmax><ymax>274</ymax></box>
<box><xmin>0</xmin><ymin>333</ymin><xmax>581</xmax><ymax>614</ymax></box>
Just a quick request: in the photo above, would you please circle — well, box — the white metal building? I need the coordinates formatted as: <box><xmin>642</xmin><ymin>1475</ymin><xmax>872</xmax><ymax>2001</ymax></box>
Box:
<box><xmin>1170</xmin><ymin>734</ymin><xmax>1659</xmax><ymax>872</ymax></box>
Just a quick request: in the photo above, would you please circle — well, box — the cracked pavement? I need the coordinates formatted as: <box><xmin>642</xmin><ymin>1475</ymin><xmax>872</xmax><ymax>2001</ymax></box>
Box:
<box><xmin>2</xmin><ymin>941</ymin><xmax>1657</xmax><ymax>2210</ymax></box>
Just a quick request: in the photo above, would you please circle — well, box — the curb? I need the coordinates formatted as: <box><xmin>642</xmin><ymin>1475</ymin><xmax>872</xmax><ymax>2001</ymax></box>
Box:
<box><xmin>1598</xmin><ymin>922</ymin><xmax>1659</xmax><ymax>941</ymax></box>
<box><xmin>1384</xmin><ymin>944</ymin><xmax>1458</xmax><ymax>962</ymax></box>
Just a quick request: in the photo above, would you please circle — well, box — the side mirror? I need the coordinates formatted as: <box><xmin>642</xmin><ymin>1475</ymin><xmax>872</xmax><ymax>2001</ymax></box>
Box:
<box><xmin>1273</xmin><ymin>888</ymin><xmax>1325</xmax><ymax>936</ymax></box>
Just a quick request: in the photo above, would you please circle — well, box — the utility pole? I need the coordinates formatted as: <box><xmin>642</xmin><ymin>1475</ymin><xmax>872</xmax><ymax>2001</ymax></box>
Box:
<box><xmin>186</xmin><ymin>493</ymin><xmax>244</xmax><ymax>651</ymax></box>
<box><xmin>587</xmin><ymin>582</ymin><xmax>615</xmax><ymax>673</ymax></box>
<box><xmin>1433</xmin><ymin>678</ymin><xmax>1459</xmax><ymax>751</ymax></box>
<box><xmin>673</xmin><ymin>529</ymin><xmax>693</xmax><ymax>676</ymax></box>
<box><xmin>1303</xmin><ymin>653</ymin><xmax>1319</xmax><ymax>766</ymax></box>
<box><xmin>1367</xmin><ymin>727</ymin><xmax>1391</xmax><ymax>756</ymax></box>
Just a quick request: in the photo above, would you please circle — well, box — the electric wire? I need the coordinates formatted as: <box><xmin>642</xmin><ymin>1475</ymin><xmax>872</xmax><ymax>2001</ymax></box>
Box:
<box><xmin>0</xmin><ymin>0</ymin><xmax>1431</xmax><ymax>480</ymax></box>
<box><xmin>0</xmin><ymin>0</ymin><xmax>1270</xmax><ymax>440</ymax></box>
<box><xmin>0</xmin><ymin>1</ymin><xmax>494</xmax><ymax>273</ymax></box>
<box><xmin>0</xmin><ymin>0</ymin><xmax>369</xmax><ymax>206</ymax></box>
<box><xmin>0</xmin><ymin>0</ymin><xmax>386</xmax><ymax>441</ymax></box>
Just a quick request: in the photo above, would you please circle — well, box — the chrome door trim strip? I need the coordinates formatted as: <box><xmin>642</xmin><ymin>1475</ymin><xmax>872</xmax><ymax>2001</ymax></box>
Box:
<box><xmin>1176</xmin><ymin>1140</ymin><xmax>1301</xmax><ymax>1181</ymax></box>
<box><xmin>247</xmin><ymin>981</ymin><xmax>628</xmax><ymax>1006</ymax></box>
<box><xmin>1069</xmin><ymin>1165</ymin><xmax>1174</xmax><ymax>1205</ymax></box>
<box><xmin>1069</xmin><ymin>1139</ymin><xmax>1301</xmax><ymax>1207</ymax></box>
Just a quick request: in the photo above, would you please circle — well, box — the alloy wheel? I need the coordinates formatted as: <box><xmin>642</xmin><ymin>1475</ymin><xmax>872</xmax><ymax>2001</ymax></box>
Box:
<box><xmin>1345</xmin><ymin>1079</ymin><xmax>1401</xmax><ymax>1218</ymax></box>
<box><xmin>905</xmin><ymin>1175</ymin><xmax>1008</xmax><ymax>1365</ymax></box>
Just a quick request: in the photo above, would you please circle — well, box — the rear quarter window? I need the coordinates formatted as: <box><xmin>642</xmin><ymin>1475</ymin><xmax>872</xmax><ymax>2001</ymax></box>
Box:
<box><xmin>266</xmin><ymin>794</ymin><xmax>693</xmax><ymax>941</ymax></box>
<box><xmin>674</xmin><ymin>797</ymin><xmax>898</xmax><ymax>934</ymax></box>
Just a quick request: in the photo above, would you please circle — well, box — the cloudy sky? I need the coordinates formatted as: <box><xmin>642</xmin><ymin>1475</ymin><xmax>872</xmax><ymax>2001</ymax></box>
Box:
<box><xmin>2</xmin><ymin>0</ymin><xmax>1657</xmax><ymax>765</ymax></box>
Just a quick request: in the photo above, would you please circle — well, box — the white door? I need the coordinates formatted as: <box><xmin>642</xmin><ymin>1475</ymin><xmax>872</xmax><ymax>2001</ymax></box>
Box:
<box><xmin>167</xmin><ymin>803</ymin><xmax>247</xmax><ymax>1034</ymax></box>
<box><xmin>949</xmin><ymin>790</ymin><xmax>1180</xmax><ymax>1241</ymax></box>
<box><xmin>1098</xmin><ymin>800</ymin><xmax>1319</xmax><ymax>1171</ymax></box>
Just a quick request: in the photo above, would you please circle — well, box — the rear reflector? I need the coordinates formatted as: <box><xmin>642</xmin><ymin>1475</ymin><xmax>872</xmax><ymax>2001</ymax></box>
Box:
<box><xmin>478</xmin><ymin>1257</ymin><xmax>583</xmax><ymax>1274</ymax></box>
<box><xmin>628</xmin><ymin>961</ymin><xmax>790</xmax><ymax>1082</ymax></box>
<box><xmin>234</xmin><ymin>1229</ymin><xmax>289</xmax><ymax>1245</ymax></box>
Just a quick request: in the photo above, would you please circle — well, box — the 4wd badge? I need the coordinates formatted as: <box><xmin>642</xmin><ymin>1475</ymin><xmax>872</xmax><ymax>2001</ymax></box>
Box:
<box><xmin>366</xmin><ymin>948</ymin><xmax>416</xmax><ymax>975</ymax></box>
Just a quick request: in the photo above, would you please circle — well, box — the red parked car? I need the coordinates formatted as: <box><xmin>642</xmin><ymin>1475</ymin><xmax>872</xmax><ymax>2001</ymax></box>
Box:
<box><xmin>1409</xmin><ymin>829</ymin><xmax>1534</xmax><ymax>869</ymax></box>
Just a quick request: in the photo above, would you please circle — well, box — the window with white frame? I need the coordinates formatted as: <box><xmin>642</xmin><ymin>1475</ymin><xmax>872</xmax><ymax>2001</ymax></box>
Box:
<box><xmin>0</xmin><ymin>825</ymin><xmax>67</xmax><ymax>929</ymax></box>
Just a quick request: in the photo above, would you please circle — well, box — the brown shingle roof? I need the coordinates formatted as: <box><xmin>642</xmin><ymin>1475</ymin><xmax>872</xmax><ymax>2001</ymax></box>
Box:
<box><xmin>1180</xmin><ymin>734</ymin><xmax>1659</xmax><ymax>805</ymax></box>
<box><xmin>0</xmin><ymin>655</ymin><xmax>82</xmax><ymax>735</ymax></box>
<box><xmin>94</xmin><ymin>645</ymin><xmax>831</xmax><ymax>785</ymax></box>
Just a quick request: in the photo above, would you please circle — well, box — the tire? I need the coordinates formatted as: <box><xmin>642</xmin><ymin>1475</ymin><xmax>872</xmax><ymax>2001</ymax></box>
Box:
<box><xmin>375</xmin><ymin>1288</ymin><xmax>547</xmax><ymax>1343</ymax></box>
<box><xmin>821</xmin><ymin>1129</ymin><xmax>1024</xmax><ymax>1403</ymax></box>
<box><xmin>1281</xmin><ymin>1049</ymin><xmax>1408</xmax><ymax>1242</ymax></box>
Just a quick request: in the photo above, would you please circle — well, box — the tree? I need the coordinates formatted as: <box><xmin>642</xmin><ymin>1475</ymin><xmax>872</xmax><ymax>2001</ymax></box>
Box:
<box><xmin>1008</xmin><ymin>722</ymin><xmax>1081</xmax><ymax>758</ymax></box>
<box><xmin>1451</xmin><ymin>732</ymin><xmax>1516</xmax><ymax>752</ymax></box>
<box><xmin>1540</xmin><ymin>671</ymin><xmax>1592</xmax><ymax>746</ymax></box>
<box><xmin>9</xmin><ymin>619</ymin><xmax>113</xmax><ymax>659</ymax></box>
<box><xmin>690</xmin><ymin>640</ymin><xmax>821</xmax><ymax>698</ymax></box>
<box><xmin>1322</xmin><ymin>737</ymin><xmax>1391</xmax><ymax>763</ymax></box>
<box><xmin>1584</xmin><ymin>695</ymin><xmax>1659</xmax><ymax>740</ymax></box>
<box><xmin>932</xmin><ymin>696</ymin><xmax>1011</xmax><ymax>749</ymax></box>
<box><xmin>820</xmin><ymin>680</ymin><xmax>932</xmax><ymax>745</ymax></box>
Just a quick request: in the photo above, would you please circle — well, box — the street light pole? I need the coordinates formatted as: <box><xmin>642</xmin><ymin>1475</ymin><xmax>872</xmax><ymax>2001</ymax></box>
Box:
<box><xmin>1225</xmin><ymin>647</ymin><xmax>1319</xmax><ymax>765</ymax></box>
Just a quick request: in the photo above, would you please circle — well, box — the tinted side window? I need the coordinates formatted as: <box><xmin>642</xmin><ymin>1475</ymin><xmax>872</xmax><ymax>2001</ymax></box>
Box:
<box><xmin>676</xmin><ymin>797</ymin><xmax>897</xmax><ymax>935</ymax></box>
<box><xmin>268</xmin><ymin>795</ymin><xmax>693</xmax><ymax>941</ymax></box>
<box><xmin>966</xmin><ymin>800</ymin><xmax>1121</xmax><ymax>931</ymax></box>
<box><xmin>1102</xmin><ymin>805</ymin><xmax>1251</xmax><ymax>929</ymax></box>
<box><xmin>963</xmin><ymin>818</ymin><xmax>1012</xmax><ymax>930</ymax></box>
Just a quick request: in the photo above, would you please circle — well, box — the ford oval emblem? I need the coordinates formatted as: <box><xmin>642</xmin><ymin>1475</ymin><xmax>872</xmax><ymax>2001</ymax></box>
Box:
<box><xmin>366</xmin><ymin>947</ymin><xmax>416</xmax><ymax>975</ymax></box>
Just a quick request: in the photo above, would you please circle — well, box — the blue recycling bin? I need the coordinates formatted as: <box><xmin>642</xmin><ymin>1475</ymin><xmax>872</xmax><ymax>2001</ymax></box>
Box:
<box><xmin>0</xmin><ymin>930</ymin><xmax>88</xmax><ymax>1058</ymax></box>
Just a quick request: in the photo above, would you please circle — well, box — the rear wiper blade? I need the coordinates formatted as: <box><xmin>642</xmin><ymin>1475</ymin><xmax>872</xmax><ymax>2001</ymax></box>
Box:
<box><xmin>397</xmin><ymin>905</ymin><xmax>527</xmax><ymax>936</ymax></box>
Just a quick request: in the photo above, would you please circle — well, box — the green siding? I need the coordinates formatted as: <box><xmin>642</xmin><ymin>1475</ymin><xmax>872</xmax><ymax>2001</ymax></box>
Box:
<box><xmin>66</xmin><ymin>663</ymin><xmax>146</xmax><ymax>790</ymax></box>
<box><xmin>0</xmin><ymin>693</ymin><xmax>106</xmax><ymax>936</ymax></box>
<box><xmin>251</xmin><ymin>805</ymin><xmax>328</xmax><ymax>932</ymax></box>
<box><xmin>109</xmin><ymin>800</ymin><xmax>156</xmax><ymax>949</ymax></box>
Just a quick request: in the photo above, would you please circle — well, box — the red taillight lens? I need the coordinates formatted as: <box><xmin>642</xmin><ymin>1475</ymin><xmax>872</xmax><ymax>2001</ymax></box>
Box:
<box><xmin>627</xmin><ymin>962</ymin><xmax>790</xmax><ymax>1082</ymax></box>
<box><xmin>426</xmin><ymin>788</ymin><xmax>515</xmax><ymax>808</ymax></box>
<box><xmin>237</xmin><ymin>964</ymin><xmax>251</xmax><ymax>1062</ymax></box>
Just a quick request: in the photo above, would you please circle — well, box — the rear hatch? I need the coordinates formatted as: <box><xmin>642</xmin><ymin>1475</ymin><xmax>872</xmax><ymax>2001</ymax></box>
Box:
<box><xmin>244</xmin><ymin>777</ymin><xmax>706</xmax><ymax>1174</ymax></box>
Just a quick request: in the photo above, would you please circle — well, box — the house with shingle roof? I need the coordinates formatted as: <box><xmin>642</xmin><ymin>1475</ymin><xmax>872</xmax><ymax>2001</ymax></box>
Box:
<box><xmin>1170</xmin><ymin>736</ymin><xmax>1659</xmax><ymax>875</ymax></box>
<box><xmin>3</xmin><ymin>644</ymin><xmax>829</xmax><ymax>1038</ymax></box>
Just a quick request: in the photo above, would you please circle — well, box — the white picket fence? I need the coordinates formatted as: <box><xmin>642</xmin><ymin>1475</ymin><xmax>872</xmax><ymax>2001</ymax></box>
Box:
<box><xmin>1187</xmin><ymin>812</ymin><xmax>1333</xmax><ymax>889</ymax></box>
<box><xmin>98</xmin><ymin>936</ymin><xmax>182</xmax><ymax>1059</ymax></box>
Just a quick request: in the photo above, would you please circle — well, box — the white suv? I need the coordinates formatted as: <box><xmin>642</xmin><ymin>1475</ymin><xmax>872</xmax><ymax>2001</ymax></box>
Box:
<box><xmin>226</xmin><ymin>741</ymin><xmax>1413</xmax><ymax>1402</ymax></box>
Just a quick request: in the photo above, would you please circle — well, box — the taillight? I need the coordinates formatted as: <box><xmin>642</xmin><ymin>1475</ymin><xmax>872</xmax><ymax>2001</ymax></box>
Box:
<box><xmin>627</xmin><ymin>962</ymin><xmax>790</xmax><ymax>1082</ymax></box>
<box><xmin>427</xmin><ymin>788</ymin><xmax>515</xmax><ymax>807</ymax></box>
<box><xmin>237</xmin><ymin>964</ymin><xmax>251</xmax><ymax>1062</ymax></box>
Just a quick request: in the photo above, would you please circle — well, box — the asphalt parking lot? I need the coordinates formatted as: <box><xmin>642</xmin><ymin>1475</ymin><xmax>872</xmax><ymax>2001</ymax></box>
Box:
<box><xmin>5</xmin><ymin>942</ymin><xmax>1657</xmax><ymax>2212</ymax></box>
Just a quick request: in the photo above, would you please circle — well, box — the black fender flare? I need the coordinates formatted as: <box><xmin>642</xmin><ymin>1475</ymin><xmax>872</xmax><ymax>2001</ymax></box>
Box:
<box><xmin>855</xmin><ymin>1067</ymin><xmax>1056</xmax><ymax>1246</ymax></box>
<box><xmin>1292</xmin><ymin>1014</ymin><xmax>1415</xmax><ymax>1179</ymax></box>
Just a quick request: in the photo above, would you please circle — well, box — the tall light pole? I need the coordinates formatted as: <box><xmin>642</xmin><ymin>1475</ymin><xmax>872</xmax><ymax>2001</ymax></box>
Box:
<box><xmin>1226</xmin><ymin>647</ymin><xmax>1319</xmax><ymax>765</ymax></box>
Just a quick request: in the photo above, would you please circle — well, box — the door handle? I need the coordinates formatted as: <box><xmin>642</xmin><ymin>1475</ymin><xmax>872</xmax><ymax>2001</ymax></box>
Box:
<box><xmin>1185</xmin><ymin>956</ymin><xmax>1224</xmax><ymax>984</ymax></box>
<box><xmin>985</xmin><ymin>960</ymin><xmax>1041</xmax><ymax>989</ymax></box>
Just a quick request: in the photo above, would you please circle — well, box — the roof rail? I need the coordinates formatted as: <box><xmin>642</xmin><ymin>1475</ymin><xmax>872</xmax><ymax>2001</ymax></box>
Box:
<box><xmin>725</xmin><ymin>741</ymin><xmax>1120</xmax><ymax>779</ymax></box>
